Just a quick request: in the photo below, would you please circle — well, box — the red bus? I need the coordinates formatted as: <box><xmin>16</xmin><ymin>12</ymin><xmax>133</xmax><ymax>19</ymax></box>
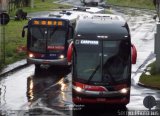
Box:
<box><xmin>68</xmin><ymin>14</ymin><xmax>137</xmax><ymax>106</ymax></box>
<box><xmin>22</xmin><ymin>16</ymin><xmax>75</xmax><ymax>70</ymax></box>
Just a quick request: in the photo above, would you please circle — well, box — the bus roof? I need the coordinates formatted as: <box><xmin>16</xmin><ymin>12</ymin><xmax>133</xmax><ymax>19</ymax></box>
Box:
<box><xmin>48</xmin><ymin>10</ymin><xmax>92</xmax><ymax>24</ymax></box>
<box><xmin>75</xmin><ymin>14</ymin><xmax>130</xmax><ymax>39</ymax></box>
<box><xmin>48</xmin><ymin>7</ymin><xmax>104</xmax><ymax>22</ymax></box>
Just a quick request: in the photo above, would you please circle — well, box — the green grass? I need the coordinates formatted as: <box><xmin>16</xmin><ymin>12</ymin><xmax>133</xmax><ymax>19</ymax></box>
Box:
<box><xmin>9</xmin><ymin>0</ymin><xmax>72</xmax><ymax>17</ymax></box>
<box><xmin>139</xmin><ymin>61</ymin><xmax>160</xmax><ymax>89</ymax></box>
<box><xmin>0</xmin><ymin>20</ymin><xmax>27</xmax><ymax>65</ymax></box>
<box><xmin>107</xmin><ymin>0</ymin><xmax>155</xmax><ymax>10</ymax></box>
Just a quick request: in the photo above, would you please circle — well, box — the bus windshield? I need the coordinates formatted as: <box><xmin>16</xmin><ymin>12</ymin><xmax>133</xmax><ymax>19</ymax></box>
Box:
<box><xmin>75</xmin><ymin>40</ymin><xmax>101</xmax><ymax>82</ymax></box>
<box><xmin>74</xmin><ymin>39</ymin><xmax>130</xmax><ymax>84</ymax></box>
<box><xmin>102</xmin><ymin>40</ymin><xmax>130</xmax><ymax>83</ymax></box>
<box><xmin>28</xmin><ymin>27</ymin><xmax>66</xmax><ymax>53</ymax></box>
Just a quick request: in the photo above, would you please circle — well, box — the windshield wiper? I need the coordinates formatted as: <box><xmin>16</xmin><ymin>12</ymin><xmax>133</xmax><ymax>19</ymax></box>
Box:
<box><xmin>103</xmin><ymin>68</ymin><xmax>116</xmax><ymax>84</ymax></box>
<box><xmin>103</xmin><ymin>61</ymin><xmax>117</xmax><ymax>84</ymax></box>
<box><xmin>103</xmin><ymin>58</ymin><xmax>116</xmax><ymax>84</ymax></box>
<box><xmin>87</xmin><ymin>64</ymin><xmax>100</xmax><ymax>83</ymax></box>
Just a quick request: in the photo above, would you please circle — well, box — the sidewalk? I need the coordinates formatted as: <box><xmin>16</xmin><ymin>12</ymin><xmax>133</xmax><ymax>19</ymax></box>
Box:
<box><xmin>0</xmin><ymin>59</ymin><xmax>28</xmax><ymax>77</ymax></box>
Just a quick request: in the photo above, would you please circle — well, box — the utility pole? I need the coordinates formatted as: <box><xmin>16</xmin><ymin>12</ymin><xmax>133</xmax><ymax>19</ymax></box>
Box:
<box><xmin>154</xmin><ymin>0</ymin><xmax>160</xmax><ymax>72</ymax></box>
<box><xmin>155</xmin><ymin>23</ymin><xmax>160</xmax><ymax>72</ymax></box>
<box><xmin>0</xmin><ymin>13</ymin><xmax>10</xmax><ymax>63</ymax></box>
<box><xmin>0</xmin><ymin>1</ymin><xmax>8</xmax><ymax>65</ymax></box>
<box><xmin>31</xmin><ymin>0</ymin><xmax>34</xmax><ymax>8</ymax></box>
<box><xmin>0</xmin><ymin>23</ymin><xmax>2</xmax><ymax>65</ymax></box>
<box><xmin>2</xmin><ymin>25</ymin><xmax>5</xmax><ymax>63</ymax></box>
<box><xmin>0</xmin><ymin>0</ymin><xmax>8</xmax><ymax>11</ymax></box>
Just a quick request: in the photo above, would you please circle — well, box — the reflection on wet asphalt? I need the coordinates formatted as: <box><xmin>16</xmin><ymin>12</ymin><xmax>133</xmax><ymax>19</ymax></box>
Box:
<box><xmin>26</xmin><ymin>66</ymin><xmax>72</xmax><ymax>115</ymax></box>
<box><xmin>0</xmin><ymin>65</ymin><xmax>72</xmax><ymax>115</ymax></box>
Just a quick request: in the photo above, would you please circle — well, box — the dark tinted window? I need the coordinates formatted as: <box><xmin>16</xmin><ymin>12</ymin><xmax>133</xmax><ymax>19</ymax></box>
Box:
<box><xmin>48</xmin><ymin>29</ymin><xmax>66</xmax><ymax>46</ymax></box>
<box><xmin>103</xmin><ymin>40</ymin><xmax>130</xmax><ymax>82</ymax></box>
<box><xmin>74</xmin><ymin>39</ymin><xmax>131</xmax><ymax>83</ymax></box>
<box><xmin>74</xmin><ymin>40</ymin><xmax>101</xmax><ymax>82</ymax></box>
<box><xmin>28</xmin><ymin>27</ymin><xmax>66</xmax><ymax>53</ymax></box>
<box><xmin>29</xmin><ymin>27</ymin><xmax>47</xmax><ymax>53</ymax></box>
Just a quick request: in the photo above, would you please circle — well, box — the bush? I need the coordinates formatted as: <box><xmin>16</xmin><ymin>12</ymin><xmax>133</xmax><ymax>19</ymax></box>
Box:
<box><xmin>149</xmin><ymin>61</ymin><xmax>157</xmax><ymax>75</ymax></box>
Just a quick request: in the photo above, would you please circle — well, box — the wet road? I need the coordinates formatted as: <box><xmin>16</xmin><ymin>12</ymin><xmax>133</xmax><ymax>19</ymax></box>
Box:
<box><xmin>1</xmin><ymin>5</ymin><xmax>160</xmax><ymax>116</ymax></box>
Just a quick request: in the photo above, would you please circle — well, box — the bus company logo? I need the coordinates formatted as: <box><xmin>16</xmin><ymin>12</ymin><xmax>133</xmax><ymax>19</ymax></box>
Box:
<box><xmin>80</xmin><ymin>40</ymin><xmax>99</xmax><ymax>45</ymax></box>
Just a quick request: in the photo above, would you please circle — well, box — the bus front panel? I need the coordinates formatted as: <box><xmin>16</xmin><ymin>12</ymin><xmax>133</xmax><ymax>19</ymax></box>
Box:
<box><xmin>26</xmin><ymin>19</ymin><xmax>70</xmax><ymax>66</ymax></box>
<box><xmin>72</xmin><ymin>39</ymin><xmax>131</xmax><ymax>105</ymax></box>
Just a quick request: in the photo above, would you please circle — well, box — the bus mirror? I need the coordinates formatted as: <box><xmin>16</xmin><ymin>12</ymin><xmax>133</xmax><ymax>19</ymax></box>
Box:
<box><xmin>22</xmin><ymin>25</ymin><xmax>28</xmax><ymax>38</ymax></box>
<box><xmin>68</xmin><ymin>39</ymin><xmax>73</xmax><ymax>43</ymax></box>
<box><xmin>131</xmin><ymin>44</ymin><xmax>137</xmax><ymax>64</ymax></box>
<box><xmin>22</xmin><ymin>30</ymin><xmax>25</xmax><ymax>38</ymax></box>
<box><xmin>67</xmin><ymin>41</ymin><xmax>73</xmax><ymax>63</ymax></box>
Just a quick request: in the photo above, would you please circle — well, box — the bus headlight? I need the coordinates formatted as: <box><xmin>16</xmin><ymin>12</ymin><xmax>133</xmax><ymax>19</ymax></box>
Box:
<box><xmin>119</xmin><ymin>88</ymin><xmax>128</xmax><ymax>94</ymax></box>
<box><xmin>29</xmin><ymin>53</ymin><xmax>34</xmax><ymax>58</ymax></box>
<box><xmin>59</xmin><ymin>55</ymin><xmax>64</xmax><ymax>59</ymax></box>
<box><xmin>75</xmin><ymin>87</ymin><xmax>83</xmax><ymax>92</ymax></box>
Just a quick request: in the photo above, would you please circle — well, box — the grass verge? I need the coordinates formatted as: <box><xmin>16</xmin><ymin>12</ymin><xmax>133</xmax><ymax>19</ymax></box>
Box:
<box><xmin>0</xmin><ymin>20</ymin><xmax>27</xmax><ymax>66</ymax></box>
<box><xmin>139</xmin><ymin>61</ymin><xmax>160</xmax><ymax>89</ymax></box>
<box><xmin>107</xmin><ymin>0</ymin><xmax>155</xmax><ymax>10</ymax></box>
<box><xmin>9</xmin><ymin>0</ymin><xmax>72</xmax><ymax>17</ymax></box>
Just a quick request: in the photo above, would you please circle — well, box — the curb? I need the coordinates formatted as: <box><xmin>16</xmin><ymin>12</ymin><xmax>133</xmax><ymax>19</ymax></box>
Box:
<box><xmin>136</xmin><ymin>53</ymin><xmax>160</xmax><ymax>90</ymax></box>
<box><xmin>138</xmin><ymin>82</ymin><xmax>160</xmax><ymax>90</ymax></box>
<box><xmin>0</xmin><ymin>59</ymin><xmax>28</xmax><ymax>77</ymax></box>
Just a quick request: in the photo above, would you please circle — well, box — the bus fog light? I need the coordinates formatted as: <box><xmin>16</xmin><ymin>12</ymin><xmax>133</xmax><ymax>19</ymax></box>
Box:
<box><xmin>29</xmin><ymin>53</ymin><xmax>34</xmax><ymax>58</ymax></box>
<box><xmin>120</xmin><ymin>88</ymin><xmax>128</xmax><ymax>94</ymax></box>
<box><xmin>59</xmin><ymin>55</ymin><xmax>64</xmax><ymax>59</ymax></box>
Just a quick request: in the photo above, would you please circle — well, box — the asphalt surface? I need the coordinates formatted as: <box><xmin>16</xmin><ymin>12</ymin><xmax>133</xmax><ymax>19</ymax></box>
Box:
<box><xmin>0</xmin><ymin>2</ymin><xmax>160</xmax><ymax>116</ymax></box>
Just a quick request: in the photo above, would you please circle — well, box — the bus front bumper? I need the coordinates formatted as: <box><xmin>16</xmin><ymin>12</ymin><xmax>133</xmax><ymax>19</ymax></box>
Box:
<box><xmin>27</xmin><ymin>57</ymin><xmax>69</xmax><ymax>66</ymax></box>
<box><xmin>73</xmin><ymin>97</ymin><xmax>129</xmax><ymax>104</ymax></box>
<box><xmin>72</xmin><ymin>88</ymin><xmax>130</xmax><ymax>104</ymax></box>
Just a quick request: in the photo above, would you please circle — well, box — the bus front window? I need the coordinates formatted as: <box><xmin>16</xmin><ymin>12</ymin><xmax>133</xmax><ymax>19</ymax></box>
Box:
<box><xmin>103</xmin><ymin>40</ymin><xmax>131</xmax><ymax>82</ymax></box>
<box><xmin>28</xmin><ymin>27</ymin><xmax>66</xmax><ymax>53</ymax></box>
<box><xmin>75</xmin><ymin>42</ymin><xmax>101</xmax><ymax>82</ymax></box>
<box><xmin>74</xmin><ymin>39</ymin><xmax>131</xmax><ymax>84</ymax></box>
<box><xmin>29</xmin><ymin>27</ymin><xmax>47</xmax><ymax>53</ymax></box>
<box><xmin>47</xmin><ymin>29</ymin><xmax>66</xmax><ymax>52</ymax></box>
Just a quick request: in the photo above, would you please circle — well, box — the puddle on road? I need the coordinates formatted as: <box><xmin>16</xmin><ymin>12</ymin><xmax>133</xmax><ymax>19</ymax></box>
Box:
<box><xmin>26</xmin><ymin>66</ymin><xmax>73</xmax><ymax>115</ymax></box>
